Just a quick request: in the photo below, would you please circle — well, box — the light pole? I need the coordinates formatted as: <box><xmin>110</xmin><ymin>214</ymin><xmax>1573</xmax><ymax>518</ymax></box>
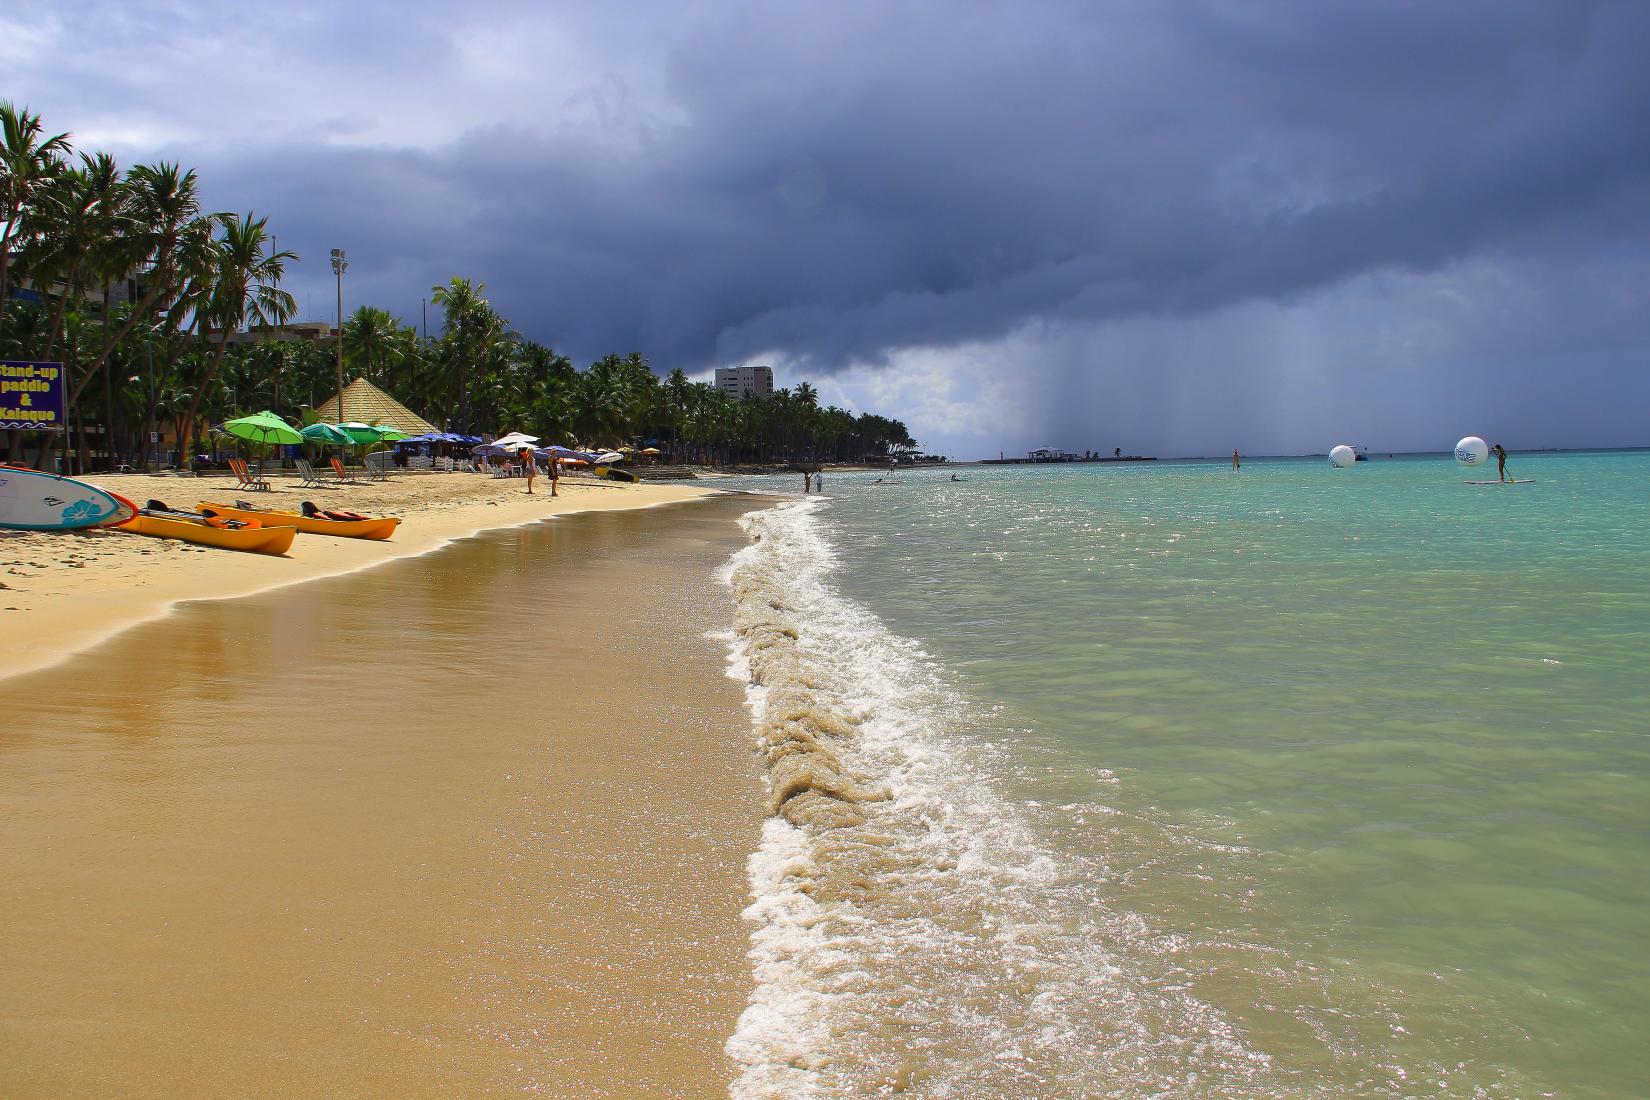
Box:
<box><xmin>331</xmin><ymin>248</ymin><xmax>348</xmax><ymax>422</ymax></box>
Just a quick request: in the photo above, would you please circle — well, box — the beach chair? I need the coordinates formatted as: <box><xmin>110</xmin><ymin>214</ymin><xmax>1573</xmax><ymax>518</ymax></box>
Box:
<box><xmin>365</xmin><ymin>451</ymin><xmax>392</xmax><ymax>482</ymax></box>
<box><xmin>330</xmin><ymin>456</ymin><xmax>358</xmax><ymax>484</ymax></box>
<box><xmin>231</xmin><ymin>458</ymin><xmax>270</xmax><ymax>491</ymax></box>
<box><xmin>295</xmin><ymin>458</ymin><xmax>327</xmax><ymax>488</ymax></box>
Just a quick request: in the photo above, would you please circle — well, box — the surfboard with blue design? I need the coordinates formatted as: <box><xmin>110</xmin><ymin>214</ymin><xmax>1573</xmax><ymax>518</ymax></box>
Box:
<box><xmin>0</xmin><ymin>466</ymin><xmax>130</xmax><ymax>530</ymax></box>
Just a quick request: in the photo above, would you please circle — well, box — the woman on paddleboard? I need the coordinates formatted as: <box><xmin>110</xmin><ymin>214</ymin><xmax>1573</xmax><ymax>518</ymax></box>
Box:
<box><xmin>1492</xmin><ymin>443</ymin><xmax>1508</xmax><ymax>483</ymax></box>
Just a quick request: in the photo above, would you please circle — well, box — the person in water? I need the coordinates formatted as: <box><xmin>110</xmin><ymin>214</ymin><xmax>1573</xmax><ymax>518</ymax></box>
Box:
<box><xmin>1492</xmin><ymin>442</ymin><xmax>1508</xmax><ymax>482</ymax></box>
<box><xmin>1232</xmin><ymin>449</ymin><xmax>1241</xmax><ymax>470</ymax></box>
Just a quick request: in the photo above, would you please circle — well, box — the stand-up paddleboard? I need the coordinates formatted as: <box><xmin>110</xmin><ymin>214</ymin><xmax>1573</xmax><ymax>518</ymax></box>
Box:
<box><xmin>1464</xmin><ymin>479</ymin><xmax>1535</xmax><ymax>485</ymax></box>
<box><xmin>593</xmin><ymin>465</ymin><xmax>637</xmax><ymax>483</ymax></box>
<box><xmin>0</xmin><ymin>466</ymin><xmax>132</xmax><ymax>530</ymax></box>
<box><xmin>104</xmin><ymin>490</ymin><xmax>138</xmax><ymax>527</ymax></box>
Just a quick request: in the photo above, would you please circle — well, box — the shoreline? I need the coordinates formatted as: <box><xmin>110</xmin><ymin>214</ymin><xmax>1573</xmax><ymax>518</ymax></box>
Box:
<box><xmin>1</xmin><ymin>473</ymin><xmax>718</xmax><ymax>683</ymax></box>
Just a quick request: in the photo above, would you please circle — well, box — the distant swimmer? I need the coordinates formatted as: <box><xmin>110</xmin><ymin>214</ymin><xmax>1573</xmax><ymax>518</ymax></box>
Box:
<box><xmin>950</xmin><ymin>473</ymin><xmax>960</xmax><ymax>481</ymax></box>
<box><xmin>1232</xmin><ymin>449</ymin><xmax>1241</xmax><ymax>470</ymax></box>
<box><xmin>1492</xmin><ymin>443</ymin><xmax>1508</xmax><ymax>482</ymax></box>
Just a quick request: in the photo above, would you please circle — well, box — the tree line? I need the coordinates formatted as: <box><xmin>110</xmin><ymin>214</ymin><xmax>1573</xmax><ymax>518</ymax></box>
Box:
<box><xmin>0</xmin><ymin>102</ymin><xmax>916</xmax><ymax>471</ymax></box>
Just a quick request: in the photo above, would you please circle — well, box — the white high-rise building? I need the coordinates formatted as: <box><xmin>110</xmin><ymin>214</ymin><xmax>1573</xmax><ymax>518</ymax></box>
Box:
<box><xmin>714</xmin><ymin>365</ymin><xmax>774</xmax><ymax>399</ymax></box>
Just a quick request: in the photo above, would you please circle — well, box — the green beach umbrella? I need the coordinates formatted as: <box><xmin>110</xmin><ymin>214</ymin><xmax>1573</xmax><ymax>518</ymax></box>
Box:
<box><xmin>337</xmin><ymin>422</ymin><xmax>404</xmax><ymax>446</ymax></box>
<box><xmin>222</xmin><ymin>410</ymin><xmax>303</xmax><ymax>447</ymax></box>
<box><xmin>300</xmin><ymin>422</ymin><xmax>352</xmax><ymax>446</ymax></box>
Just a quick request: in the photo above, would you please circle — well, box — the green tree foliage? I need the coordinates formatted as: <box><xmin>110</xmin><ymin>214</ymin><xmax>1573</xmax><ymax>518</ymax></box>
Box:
<box><xmin>1</xmin><ymin>105</ymin><xmax>916</xmax><ymax>470</ymax></box>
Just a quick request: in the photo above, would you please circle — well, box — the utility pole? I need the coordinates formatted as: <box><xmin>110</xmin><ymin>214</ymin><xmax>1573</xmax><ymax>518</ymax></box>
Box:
<box><xmin>331</xmin><ymin>248</ymin><xmax>348</xmax><ymax>421</ymax></box>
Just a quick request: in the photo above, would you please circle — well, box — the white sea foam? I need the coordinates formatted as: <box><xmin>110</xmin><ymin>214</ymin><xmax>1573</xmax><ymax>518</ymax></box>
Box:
<box><xmin>721</xmin><ymin>499</ymin><xmax>1279</xmax><ymax>1099</ymax></box>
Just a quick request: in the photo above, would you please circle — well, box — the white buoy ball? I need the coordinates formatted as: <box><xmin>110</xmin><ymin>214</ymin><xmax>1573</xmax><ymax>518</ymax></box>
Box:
<box><xmin>1455</xmin><ymin>436</ymin><xmax>1488</xmax><ymax>466</ymax></box>
<box><xmin>1328</xmin><ymin>444</ymin><xmax>1356</xmax><ymax>468</ymax></box>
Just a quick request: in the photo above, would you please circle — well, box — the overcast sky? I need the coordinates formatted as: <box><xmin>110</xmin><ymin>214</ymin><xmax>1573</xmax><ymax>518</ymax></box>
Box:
<box><xmin>7</xmin><ymin>0</ymin><xmax>1648</xmax><ymax>457</ymax></box>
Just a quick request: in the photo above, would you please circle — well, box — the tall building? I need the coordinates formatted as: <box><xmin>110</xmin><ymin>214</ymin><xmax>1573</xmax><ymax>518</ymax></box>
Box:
<box><xmin>714</xmin><ymin>365</ymin><xmax>774</xmax><ymax>399</ymax></box>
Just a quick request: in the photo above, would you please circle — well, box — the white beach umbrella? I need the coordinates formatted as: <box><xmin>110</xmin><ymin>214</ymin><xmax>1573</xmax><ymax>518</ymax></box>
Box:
<box><xmin>490</xmin><ymin>432</ymin><xmax>539</xmax><ymax>449</ymax></box>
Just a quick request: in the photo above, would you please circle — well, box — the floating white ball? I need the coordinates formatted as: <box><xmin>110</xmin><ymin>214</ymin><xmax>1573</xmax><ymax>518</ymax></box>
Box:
<box><xmin>1328</xmin><ymin>444</ymin><xmax>1356</xmax><ymax>468</ymax></box>
<box><xmin>1455</xmin><ymin>436</ymin><xmax>1488</xmax><ymax>466</ymax></box>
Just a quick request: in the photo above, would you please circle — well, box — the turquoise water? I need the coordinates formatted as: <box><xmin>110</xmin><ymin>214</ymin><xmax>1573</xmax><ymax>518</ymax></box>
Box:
<box><xmin>724</xmin><ymin>453</ymin><xmax>1649</xmax><ymax>1097</ymax></box>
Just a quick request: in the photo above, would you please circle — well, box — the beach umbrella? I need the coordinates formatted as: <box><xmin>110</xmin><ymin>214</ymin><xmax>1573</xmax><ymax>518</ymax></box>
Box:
<box><xmin>222</xmin><ymin>410</ymin><xmax>303</xmax><ymax>447</ymax></box>
<box><xmin>300</xmin><ymin>422</ymin><xmax>351</xmax><ymax>446</ymax></box>
<box><xmin>640</xmin><ymin>447</ymin><xmax>662</xmax><ymax>455</ymax></box>
<box><xmin>337</xmin><ymin>422</ymin><xmax>391</xmax><ymax>446</ymax></box>
<box><xmin>490</xmin><ymin>432</ymin><xmax>540</xmax><ymax>450</ymax></box>
<box><xmin>556</xmin><ymin>457</ymin><xmax>589</xmax><ymax>467</ymax></box>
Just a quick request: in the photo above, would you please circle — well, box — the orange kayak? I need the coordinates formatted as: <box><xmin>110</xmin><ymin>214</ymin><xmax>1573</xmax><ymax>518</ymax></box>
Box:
<box><xmin>199</xmin><ymin>502</ymin><xmax>400</xmax><ymax>540</ymax></box>
<box><xmin>125</xmin><ymin>513</ymin><xmax>297</xmax><ymax>555</ymax></box>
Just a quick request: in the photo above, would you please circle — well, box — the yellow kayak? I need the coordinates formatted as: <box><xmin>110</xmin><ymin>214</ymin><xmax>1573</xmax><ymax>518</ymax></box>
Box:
<box><xmin>125</xmin><ymin>512</ymin><xmax>297</xmax><ymax>555</ymax></box>
<box><xmin>200</xmin><ymin>502</ymin><xmax>400</xmax><ymax>541</ymax></box>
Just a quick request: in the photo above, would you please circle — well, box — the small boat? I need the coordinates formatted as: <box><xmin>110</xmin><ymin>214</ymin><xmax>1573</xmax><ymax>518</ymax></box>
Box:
<box><xmin>200</xmin><ymin>500</ymin><xmax>400</xmax><ymax>541</ymax></box>
<box><xmin>593</xmin><ymin>465</ymin><xmax>637</xmax><ymax>483</ymax></box>
<box><xmin>124</xmin><ymin>501</ymin><xmax>296</xmax><ymax>555</ymax></box>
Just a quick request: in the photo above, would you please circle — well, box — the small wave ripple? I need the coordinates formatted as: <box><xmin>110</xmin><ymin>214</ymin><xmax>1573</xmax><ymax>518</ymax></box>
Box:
<box><xmin>721</xmin><ymin>500</ymin><xmax>1278</xmax><ymax>1099</ymax></box>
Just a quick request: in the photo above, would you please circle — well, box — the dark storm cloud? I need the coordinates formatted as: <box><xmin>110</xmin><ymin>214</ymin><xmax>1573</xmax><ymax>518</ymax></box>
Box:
<box><xmin>8</xmin><ymin>0</ymin><xmax>1650</xmax><ymax>450</ymax></box>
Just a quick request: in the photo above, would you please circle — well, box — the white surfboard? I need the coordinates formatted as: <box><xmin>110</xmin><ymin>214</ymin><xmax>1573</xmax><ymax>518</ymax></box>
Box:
<box><xmin>1464</xmin><ymin>479</ymin><xmax>1535</xmax><ymax>485</ymax></box>
<box><xmin>0</xmin><ymin>466</ymin><xmax>128</xmax><ymax>530</ymax></box>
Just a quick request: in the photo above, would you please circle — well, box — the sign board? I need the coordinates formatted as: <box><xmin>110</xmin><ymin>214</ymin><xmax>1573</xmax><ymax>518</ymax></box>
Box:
<box><xmin>0</xmin><ymin>361</ymin><xmax>66</xmax><ymax>432</ymax></box>
<box><xmin>151</xmin><ymin>431</ymin><xmax>159</xmax><ymax>444</ymax></box>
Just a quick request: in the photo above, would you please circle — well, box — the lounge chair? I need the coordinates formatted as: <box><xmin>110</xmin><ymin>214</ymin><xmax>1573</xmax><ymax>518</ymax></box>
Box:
<box><xmin>295</xmin><ymin>458</ymin><xmax>329</xmax><ymax>488</ymax></box>
<box><xmin>230</xmin><ymin>458</ymin><xmax>270</xmax><ymax>491</ymax></box>
<box><xmin>364</xmin><ymin>451</ymin><xmax>392</xmax><ymax>482</ymax></box>
<box><xmin>330</xmin><ymin>456</ymin><xmax>357</xmax><ymax>484</ymax></box>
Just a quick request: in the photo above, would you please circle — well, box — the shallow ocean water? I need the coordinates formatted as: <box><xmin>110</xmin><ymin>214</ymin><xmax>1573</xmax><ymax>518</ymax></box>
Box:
<box><xmin>722</xmin><ymin>453</ymin><xmax>1650</xmax><ymax>1098</ymax></box>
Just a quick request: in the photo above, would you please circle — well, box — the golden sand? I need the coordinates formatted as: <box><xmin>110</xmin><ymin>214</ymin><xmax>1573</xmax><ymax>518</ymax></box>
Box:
<box><xmin>0</xmin><ymin>469</ymin><xmax>715</xmax><ymax>680</ymax></box>
<box><xmin>0</xmin><ymin>492</ymin><xmax>768</xmax><ymax>1098</ymax></box>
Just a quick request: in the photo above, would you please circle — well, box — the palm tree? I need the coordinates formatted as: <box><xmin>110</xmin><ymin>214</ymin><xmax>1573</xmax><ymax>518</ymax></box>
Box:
<box><xmin>430</xmin><ymin>276</ymin><xmax>487</xmax><ymax>431</ymax></box>
<box><xmin>173</xmin><ymin>212</ymin><xmax>295</xmax><ymax>463</ymax></box>
<box><xmin>61</xmin><ymin>163</ymin><xmax>203</xmax><ymax>413</ymax></box>
<box><xmin>341</xmin><ymin>305</ymin><xmax>405</xmax><ymax>389</ymax></box>
<box><xmin>0</xmin><ymin>102</ymin><xmax>71</xmax><ymax>322</ymax></box>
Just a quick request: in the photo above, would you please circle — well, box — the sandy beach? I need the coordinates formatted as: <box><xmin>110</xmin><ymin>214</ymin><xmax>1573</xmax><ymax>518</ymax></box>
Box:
<box><xmin>0</xmin><ymin>470</ymin><xmax>717</xmax><ymax>680</ymax></box>
<box><xmin>1</xmin><ymin>484</ymin><xmax>770</xmax><ymax>1098</ymax></box>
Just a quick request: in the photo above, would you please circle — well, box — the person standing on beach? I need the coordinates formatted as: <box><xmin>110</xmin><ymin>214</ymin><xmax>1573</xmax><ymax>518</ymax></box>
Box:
<box><xmin>549</xmin><ymin>455</ymin><xmax>559</xmax><ymax>497</ymax></box>
<box><xmin>1492</xmin><ymin>443</ymin><xmax>1508</xmax><ymax>482</ymax></box>
<box><xmin>1233</xmin><ymin>449</ymin><xmax>1241</xmax><ymax>470</ymax></box>
<box><xmin>803</xmin><ymin>471</ymin><xmax>812</xmax><ymax>493</ymax></box>
<box><xmin>521</xmin><ymin>447</ymin><xmax>536</xmax><ymax>494</ymax></box>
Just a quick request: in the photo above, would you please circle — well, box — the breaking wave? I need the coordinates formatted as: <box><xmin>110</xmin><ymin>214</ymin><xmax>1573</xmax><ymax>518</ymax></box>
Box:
<box><xmin>720</xmin><ymin>499</ymin><xmax>1282</xmax><ymax>1099</ymax></box>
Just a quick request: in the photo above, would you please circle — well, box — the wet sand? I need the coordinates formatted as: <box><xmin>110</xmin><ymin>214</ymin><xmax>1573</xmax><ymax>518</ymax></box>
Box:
<box><xmin>0</xmin><ymin>494</ymin><xmax>768</xmax><ymax>1098</ymax></box>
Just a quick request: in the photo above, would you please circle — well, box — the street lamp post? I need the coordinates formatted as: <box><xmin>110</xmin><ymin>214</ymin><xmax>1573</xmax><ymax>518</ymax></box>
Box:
<box><xmin>331</xmin><ymin>248</ymin><xmax>349</xmax><ymax>421</ymax></box>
